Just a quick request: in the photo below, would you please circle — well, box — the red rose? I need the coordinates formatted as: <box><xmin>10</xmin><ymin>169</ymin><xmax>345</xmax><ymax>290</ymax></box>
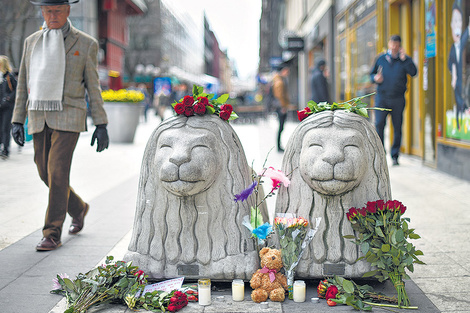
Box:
<box><xmin>182</xmin><ymin>95</ymin><xmax>194</xmax><ymax>106</ymax></box>
<box><xmin>194</xmin><ymin>102</ymin><xmax>206</xmax><ymax>114</ymax></box>
<box><xmin>220</xmin><ymin>104</ymin><xmax>233</xmax><ymax>114</ymax></box>
<box><xmin>358</xmin><ymin>207</ymin><xmax>367</xmax><ymax>217</ymax></box>
<box><xmin>327</xmin><ymin>298</ymin><xmax>337</xmax><ymax>306</ymax></box>
<box><xmin>167</xmin><ymin>304</ymin><xmax>176</xmax><ymax>312</ymax></box>
<box><xmin>197</xmin><ymin>96</ymin><xmax>209</xmax><ymax>106</ymax></box>
<box><xmin>184</xmin><ymin>105</ymin><xmax>194</xmax><ymax>117</ymax></box>
<box><xmin>297</xmin><ymin>107</ymin><xmax>311</xmax><ymax>121</ymax></box>
<box><xmin>174</xmin><ymin>103</ymin><xmax>185</xmax><ymax>114</ymax></box>
<box><xmin>365</xmin><ymin>201</ymin><xmax>377</xmax><ymax>213</ymax></box>
<box><xmin>376</xmin><ymin>200</ymin><xmax>385</xmax><ymax>211</ymax></box>
<box><xmin>219</xmin><ymin>110</ymin><xmax>231</xmax><ymax>120</ymax></box>
<box><xmin>325</xmin><ymin>285</ymin><xmax>338</xmax><ymax>301</ymax></box>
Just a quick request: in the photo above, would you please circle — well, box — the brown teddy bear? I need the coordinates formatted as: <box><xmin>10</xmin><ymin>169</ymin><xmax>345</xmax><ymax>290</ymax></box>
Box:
<box><xmin>249</xmin><ymin>247</ymin><xmax>288</xmax><ymax>303</ymax></box>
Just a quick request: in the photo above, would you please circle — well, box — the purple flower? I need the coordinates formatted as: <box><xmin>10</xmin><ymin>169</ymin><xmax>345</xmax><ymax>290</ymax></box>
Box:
<box><xmin>52</xmin><ymin>273</ymin><xmax>69</xmax><ymax>290</ymax></box>
<box><xmin>252</xmin><ymin>223</ymin><xmax>273</xmax><ymax>240</ymax></box>
<box><xmin>234</xmin><ymin>181</ymin><xmax>257</xmax><ymax>202</ymax></box>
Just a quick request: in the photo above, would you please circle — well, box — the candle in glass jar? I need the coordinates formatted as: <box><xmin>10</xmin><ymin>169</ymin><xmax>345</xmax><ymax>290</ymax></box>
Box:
<box><xmin>232</xmin><ymin>279</ymin><xmax>244</xmax><ymax>301</ymax></box>
<box><xmin>198</xmin><ymin>278</ymin><xmax>211</xmax><ymax>306</ymax></box>
<box><xmin>293</xmin><ymin>280</ymin><xmax>306</xmax><ymax>302</ymax></box>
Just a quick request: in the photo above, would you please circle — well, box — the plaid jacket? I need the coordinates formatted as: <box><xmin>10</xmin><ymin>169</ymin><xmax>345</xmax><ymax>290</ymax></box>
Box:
<box><xmin>12</xmin><ymin>25</ymin><xmax>108</xmax><ymax>134</ymax></box>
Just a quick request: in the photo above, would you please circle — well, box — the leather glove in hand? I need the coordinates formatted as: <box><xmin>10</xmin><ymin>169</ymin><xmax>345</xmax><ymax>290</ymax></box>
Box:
<box><xmin>91</xmin><ymin>124</ymin><xmax>109</xmax><ymax>152</ymax></box>
<box><xmin>12</xmin><ymin>123</ymin><xmax>25</xmax><ymax>147</ymax></box>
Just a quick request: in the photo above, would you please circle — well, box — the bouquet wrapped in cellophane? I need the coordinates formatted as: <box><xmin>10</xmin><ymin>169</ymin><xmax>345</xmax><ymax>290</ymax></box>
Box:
<box><xmin>274</xmin><ymin>213</ymin><xmax>321</xmax><ymax>299</ymax></box>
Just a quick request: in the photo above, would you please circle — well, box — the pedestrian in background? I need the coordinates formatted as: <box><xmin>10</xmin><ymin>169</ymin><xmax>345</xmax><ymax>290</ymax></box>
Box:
<box><xmin>370</xmin><ymin>35</ymin><xmax>417</xmax><ymax>166</ymax></box>
<box><xmin>272</xmin><ymin>65</ymin><xmax>290</xmax><ymax>152</ymax></box>
<box><xmin>309</xmin><ymin>59</ymin><xmax>330</xmax><ymax>103</ymax></box>
<box><xmin>0</xmin><ymin>55</ymin><xmax>17</xmax><ymax>159</ymax></box>
<box><xmin>11</xmin><ymin>0</ymin><xmax>109</xmax><ymax>251</ymax></box>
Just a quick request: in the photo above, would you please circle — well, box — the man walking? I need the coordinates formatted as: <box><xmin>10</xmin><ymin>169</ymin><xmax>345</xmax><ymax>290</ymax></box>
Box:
<box><xmin>309</xmin><ymin>59</ymin><xmax>330</xmax><ymax>103</ymax></box>
<box><xmin>370</xmin><ymin>35</ymin><xmax>417</xmax><ymax>165</ymax></box>
<box><xmin>11</xmin><ymin>0</ymin><xmax>109</xmax><ymax>251</ymax></box>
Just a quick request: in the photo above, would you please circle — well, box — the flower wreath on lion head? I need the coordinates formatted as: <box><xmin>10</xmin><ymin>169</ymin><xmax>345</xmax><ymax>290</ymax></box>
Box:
<box><xmin>172</xmin><ymin>85</ymin><xmax>238</xmax><ymax>121</ymax></box>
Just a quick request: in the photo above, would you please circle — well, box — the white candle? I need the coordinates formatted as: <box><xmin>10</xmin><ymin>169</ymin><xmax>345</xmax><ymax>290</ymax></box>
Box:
<box><xmin>232</xmin><ymin>279</ymin><xmax>245</xmax><ymax>301</ymax></box>
<box><xmin>293</xmin><ymin>280</ymin><xmax>306</xmax><ymax>302</ymax></box>
<box><xmin>198</xmin><ymin>279</ymin><xmax>211</xmax><ymax>306</ymax></box>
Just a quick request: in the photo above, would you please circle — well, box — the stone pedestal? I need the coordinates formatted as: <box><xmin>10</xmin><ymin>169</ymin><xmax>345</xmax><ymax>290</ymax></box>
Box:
<box><xmin>275</xmin><ymin>110</ymin><xmax>391</xmax><ymax>278</ymax></box>
<box><xmin>124</xmin><ymin>114</ymin><xmax>267</xmax><ymax>280</ymax></box>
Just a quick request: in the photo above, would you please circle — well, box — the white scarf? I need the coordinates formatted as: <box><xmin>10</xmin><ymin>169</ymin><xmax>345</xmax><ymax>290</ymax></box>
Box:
<box><xmin>28</xmin><ymin>20</ymin><xmax>70</xmax><ymax>111</ymax></box>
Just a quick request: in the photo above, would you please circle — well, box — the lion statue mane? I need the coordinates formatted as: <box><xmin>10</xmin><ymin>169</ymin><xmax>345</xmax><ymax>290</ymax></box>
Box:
<box><xmin>125</xmin><ymin>114</ymin><xmax>267</xmax><ymax>279</ymax></box>
<box><xmin>275</xmin><ymin>110</ymin><xmax>391</xmax><ymax>277</ymax></box>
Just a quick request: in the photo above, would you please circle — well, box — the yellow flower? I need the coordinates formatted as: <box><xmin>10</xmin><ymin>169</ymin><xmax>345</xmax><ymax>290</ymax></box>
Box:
<box><xmin>101</xmin><ymin>89</ymin><xmax>145</xmax><ymax>103</ymax></box>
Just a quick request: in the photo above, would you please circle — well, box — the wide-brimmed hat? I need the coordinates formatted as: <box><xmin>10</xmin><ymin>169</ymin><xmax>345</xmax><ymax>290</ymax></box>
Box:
<box><xmin>30</xmin><ymin>0</ymin><xmax>79</xmax><ymax>5</ymax></box>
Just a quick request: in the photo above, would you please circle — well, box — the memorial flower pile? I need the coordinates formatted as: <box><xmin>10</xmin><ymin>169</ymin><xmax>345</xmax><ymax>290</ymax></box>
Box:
<box><xmin>274</xmin><ymin>214</ymin><xmax>321</xmax><ymax>299</ymax></box>
<box><xmin>172</xmin><ymin>85</ymin><xmax>238</xmax><ymax>121</ymax></box>
<box><xmin>316</xmin><ymin>275</ymin><xmax>408</xmax><ymax>310</ymax></box>
<box><xmin>51</xmin><ymin>256</ymin><xmax>188</xmax><ymax>313</ymax></box>
<box><xmin>297</xmin><ymin>93</ymin><xmax>390</xmax><ymax>121</ymax></box>
<box><xmin>345</xmin><ymin>200</ymin><xmax>424</xmax><ymax>308</ymax></box>
<box><xmin>101</xmin><ymin>89</ymin><xmax>145</xmax><ymax>103</ymax></box>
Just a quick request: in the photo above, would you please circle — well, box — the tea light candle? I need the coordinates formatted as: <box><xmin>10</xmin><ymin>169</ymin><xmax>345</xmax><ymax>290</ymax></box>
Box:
<box><xmin>293</xmin><ymin>280</ymin><xmax>306</xmax><ymax>302</ymax></box>
<box><xmin>232</xmin><ymin>279</ymin><xmax>245</xmax><ymax>301</ymax></box>
<box><xmin>198</xmin><ymin>278</ymin><xmax>211</xmax><ymax>306</ymax></box>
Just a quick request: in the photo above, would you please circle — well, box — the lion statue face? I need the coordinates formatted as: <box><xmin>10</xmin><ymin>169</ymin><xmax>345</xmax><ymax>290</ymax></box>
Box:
<box><xmin>155</xmin><ymin>126</ymin><xmax>220</xmax><ymax>196</ymax></box>
<box><xmin>299</xmin><ymin>125</ymin><xmax>367</xmax><ymax>195</ymax></box>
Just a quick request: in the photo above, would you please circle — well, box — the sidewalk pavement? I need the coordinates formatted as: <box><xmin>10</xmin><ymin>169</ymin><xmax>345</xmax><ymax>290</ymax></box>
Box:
<box><xmin>1</xmin><ymin>111</ymin><xmax>468</xmax><ymax>313</ymax></box>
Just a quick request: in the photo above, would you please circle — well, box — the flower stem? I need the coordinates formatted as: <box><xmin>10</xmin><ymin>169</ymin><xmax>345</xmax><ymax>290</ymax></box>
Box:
<box><xmin>389</xmin><ymin>272</ymin><xmax>410</xmax><ymax>307</ymax></box>
<box><xmin>363</xmin><ymin>301</ymin><xmax>418</xmax><ymax>310</ymax></box>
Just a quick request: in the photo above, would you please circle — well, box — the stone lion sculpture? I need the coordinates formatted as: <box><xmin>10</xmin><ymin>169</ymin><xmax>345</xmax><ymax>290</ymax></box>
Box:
<box><xmin>125</xmin><ymin>114</ymin><xmax>267</xmax><ymax>279</ymax></box>
<box><xmin>275</xmin><ymin>110</ymin><xmax>391</xmax><ymax>278</ymax></box>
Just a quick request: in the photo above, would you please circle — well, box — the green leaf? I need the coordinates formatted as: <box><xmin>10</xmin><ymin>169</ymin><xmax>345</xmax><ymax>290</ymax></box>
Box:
<box><xmin>415</xmin><ymin>250</ymin><xmax>424</xmax><ymax>256</ymax></box>
<box><xmin>381</xmin><ymin>244</ymin><xmax>391</xmax><ymax>252</ymax></box>
<box><xmin>362</xmin><ymin>270</ymin><xmax>379</xmax><ymax>278</ymax></box>
<box><xmin>206</xmin><ymin>105</ymin><xmax>215</xmax><ymax>115</ymax></box>
<box><xmin>357</xmin><ymin>108</ymin><xmax>369</xmax><ymax>117</ymax></box>
<box><xmin>361</xmin><ymin>242</ymin><xmax>370</xmax><ymax>255</ymax></box>
<box><xmin>228</xmin><ymin>111</ymin><xmax>239</xmax><ymax>121</ymax></box>
<box><xmin>395</xmin><ymin>229</ymin><xmax>405</xmax><ymax>242</ymax></box>
<box><xmin>343</xmin><ymin>235</ymin><xmax>356</xmax><ymax>239</ymax></box>
<box><xmin>216</xmin><ymin>93</ymin><xmax>229</xmax><ymax>103</ymax></box>
<box><xmin>375</xmin><ymin>227</ymin><xmax>385</xmax><ymax>237</ymax></box>
<box><xmin>342</xmin><ymin>279</ymin><xmax>355</xmax><ymax>293</ymax></box>
<box><xmin>409</xmin><ymin>233</ymin><xmax>421</xmax><ymax>239</ymax></box>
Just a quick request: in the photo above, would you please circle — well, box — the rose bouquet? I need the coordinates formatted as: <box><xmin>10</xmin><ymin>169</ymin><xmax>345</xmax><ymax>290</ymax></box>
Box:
<box><xmin>172</xmin><ymin>85</ymin><xmax>238</xmax><ymax>121</ymax></box>
<box><xmin>316</xmin><ymin>275</ymin><xmax>408</xmax><ymax>310</ymax></box>
<box><xmin>345</xmin><ymin>200</ymin><xmax>424</xmax><ymax>307</ymax></box>
<box><xmin>274</xmin><ymin>214</ymin><xmax>321</xmax><ymax>299</ymax></box>
<box><xmin>51</xmin><ymin>256</ymin><xmax>188</xmax><ymax>313</ymax></box>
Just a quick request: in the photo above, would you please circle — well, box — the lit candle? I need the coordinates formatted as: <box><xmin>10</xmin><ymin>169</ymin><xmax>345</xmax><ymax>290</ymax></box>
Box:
<box><xmin>293</xmin><ymin>280</ymin><xmax>306</xmax><ymax>302</ymax></box>
<box><xmin>232</xmin><ymin>279</ymin><xmax>245</xmax><ymax>301</ymax></box>
<box><xmin>198</xmin><ymin>278</ymin><xmax>211</xmax><ymax>306</ymax></box>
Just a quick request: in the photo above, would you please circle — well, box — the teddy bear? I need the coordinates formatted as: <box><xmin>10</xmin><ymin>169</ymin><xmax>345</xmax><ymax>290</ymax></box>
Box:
<box><xmin>249</xmin><ymin>247</ymin><xmax>288</xmax><ymax>303</ymax></box>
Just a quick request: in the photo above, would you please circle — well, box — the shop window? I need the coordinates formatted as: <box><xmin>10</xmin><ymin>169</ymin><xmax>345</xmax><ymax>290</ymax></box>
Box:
<box><xmin>446</xmin><ymin>0</ymin><xmax>470</xmax><ymax>142</ymax></box>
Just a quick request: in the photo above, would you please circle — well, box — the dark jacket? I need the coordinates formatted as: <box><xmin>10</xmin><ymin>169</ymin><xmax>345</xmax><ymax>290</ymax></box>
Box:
<box><xmin>0</xmin><ymin>72</ymin><xmax>17</xmax><ymax>110</ymax></box>
<box><xmin>310</xmin><ymin>66</ymin><xmax>330</xmax><ymax>103</ymax></box>
<box><xmin>370</xmin><ymin>53</ymin><xmax>417</xmax><ymax>97</ymax></box>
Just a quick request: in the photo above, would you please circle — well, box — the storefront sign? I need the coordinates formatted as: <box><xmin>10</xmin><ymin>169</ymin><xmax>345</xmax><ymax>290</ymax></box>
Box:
<box><xmin>287</xmin><ymin>37</ymin><xmax>305</xmax><ymax>52</ymax></box>
<box><xmin>425</xmin><ymin>0</ymin><xmax>436</xmax><ymax>58</ymax></box>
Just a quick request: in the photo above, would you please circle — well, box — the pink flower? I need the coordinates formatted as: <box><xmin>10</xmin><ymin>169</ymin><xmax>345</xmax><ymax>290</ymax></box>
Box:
<box><xmin>259</xmin><ymin>167</ymin><xmax>290</xmax><ymax>192</ymax></box>
<box><xmin>51</xmin><ymin>273</ymin><xmax>69</xmax><ymax>290</ymax></box>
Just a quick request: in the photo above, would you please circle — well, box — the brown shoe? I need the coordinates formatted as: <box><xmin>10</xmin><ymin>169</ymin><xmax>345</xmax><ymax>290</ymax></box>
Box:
<box><xmin>36</xmin><ymin>237</ymin><xmax>62</xmax><ymax>251</ymax></box>
<box><xmin>69</xmin><ymin>204</ymin><xmax>89</xmax><ymax>235</ymax></box>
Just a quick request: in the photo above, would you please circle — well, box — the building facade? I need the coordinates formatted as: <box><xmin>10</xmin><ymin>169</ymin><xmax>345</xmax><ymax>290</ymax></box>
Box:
<box><xmin>275</xmin><ymin>0</ymin><xmax>470</xmax><ymax>181</ymax></box>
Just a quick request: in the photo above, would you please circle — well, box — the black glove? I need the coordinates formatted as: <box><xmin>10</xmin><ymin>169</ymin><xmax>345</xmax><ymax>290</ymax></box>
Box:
<box><xmin>12</xmin><ymin>123</ymin><xmax>25</xmax><ymax>147</ymax></box>
<box><xmin>91</xmin><ymin>124</ymin><xmax>109</xmax><ymax>152</ymax></box>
